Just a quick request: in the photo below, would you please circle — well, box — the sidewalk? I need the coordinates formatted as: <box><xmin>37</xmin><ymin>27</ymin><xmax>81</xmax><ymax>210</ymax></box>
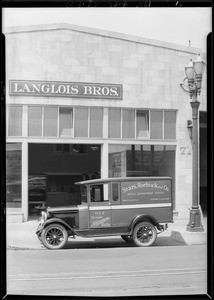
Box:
<box><xmin>6</xmin><ymin>218</ymin><xmax>207</xmax><ymax>250</ymax></box>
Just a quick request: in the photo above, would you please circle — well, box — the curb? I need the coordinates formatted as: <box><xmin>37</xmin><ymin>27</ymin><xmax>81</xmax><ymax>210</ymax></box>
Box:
<box><xmin>170</xmin><ymin>230</ymin><xmax>207</xmax><ymax>245</ymax></box>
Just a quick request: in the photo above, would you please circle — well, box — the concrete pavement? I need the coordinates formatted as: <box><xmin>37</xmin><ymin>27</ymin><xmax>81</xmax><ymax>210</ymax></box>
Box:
<box><xmin>6</xmin><ymin>217</ymin><xmax>207</xmax><ymax>250</ymax></box>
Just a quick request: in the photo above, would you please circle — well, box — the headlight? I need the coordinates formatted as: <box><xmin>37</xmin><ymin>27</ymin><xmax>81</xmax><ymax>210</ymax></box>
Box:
<box><xmin>41</xmin><ymin>211</ymin><xmax>47</xmax><ymax>221</ymax></box>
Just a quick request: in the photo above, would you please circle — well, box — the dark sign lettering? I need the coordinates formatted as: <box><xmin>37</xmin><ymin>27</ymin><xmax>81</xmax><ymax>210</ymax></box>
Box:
<box><xmin>9</xmin><ymin>80</ymin><xmax>123</xmax><ymax>100</ymax></box>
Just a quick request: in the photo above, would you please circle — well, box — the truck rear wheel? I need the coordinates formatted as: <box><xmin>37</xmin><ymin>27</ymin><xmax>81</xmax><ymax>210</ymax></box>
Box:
<box><xmin>133</xmin><ymin>221</ymin><xmax>157</xmax><ymax>247</ymax></box>
<box><xmin>41</xmin><ymin>223</ymin><xmax>68</xmax><ymax>250</ymax></box>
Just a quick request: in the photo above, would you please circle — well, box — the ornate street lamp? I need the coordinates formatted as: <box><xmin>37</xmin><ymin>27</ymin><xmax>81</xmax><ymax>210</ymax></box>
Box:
<box><xmin>184</xmin><ymin>53</ymin><xmax>205</xmax><ymax>232</ymax></box>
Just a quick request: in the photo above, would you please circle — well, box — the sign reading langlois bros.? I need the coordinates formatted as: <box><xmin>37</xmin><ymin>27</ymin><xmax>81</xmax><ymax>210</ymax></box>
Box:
<box><xmin>9</xmin><ymin>80</ymin><xmax>123</xmax><ymax>100</ymax></box>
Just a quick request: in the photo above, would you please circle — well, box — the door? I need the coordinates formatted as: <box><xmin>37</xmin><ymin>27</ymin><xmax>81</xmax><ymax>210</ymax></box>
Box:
<box><xmin>89</xmin><ymin>184</ymin><xmax>111</xmax><ymax>228</ymax></box>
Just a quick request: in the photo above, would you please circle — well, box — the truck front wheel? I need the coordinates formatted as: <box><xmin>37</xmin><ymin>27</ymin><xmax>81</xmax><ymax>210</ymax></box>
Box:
<box><xmin>133</xmin><ymin>221</ymin><xmax>157</xmax><ymax>247</ymax></box>
<box><xmin>41</xmin><ymin>223</ymin><xmax>68</xmax><ymax>250</ymax></box>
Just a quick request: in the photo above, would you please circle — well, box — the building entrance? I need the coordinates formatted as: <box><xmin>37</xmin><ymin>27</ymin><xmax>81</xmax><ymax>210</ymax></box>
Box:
<box><xmin>28</xmin><ymin>143</ymin><xmax>101</xmax><ymax>216</ymax></box>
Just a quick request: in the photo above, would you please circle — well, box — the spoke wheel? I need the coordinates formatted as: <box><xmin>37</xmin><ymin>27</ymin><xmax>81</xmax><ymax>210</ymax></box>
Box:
<box><xmin>121</xmin><ymin>235</ymin><xmax>133</xmax><ymax>243</ymax></box>
<box><xmin>133</xmin><ymin>221</ymin><xmax>157</xmax><ymax>247</ymax></box>
<box><xmin>41</xmin><ymin>223</ymin><xmax>68</xmax><ymax>250</ymax></box>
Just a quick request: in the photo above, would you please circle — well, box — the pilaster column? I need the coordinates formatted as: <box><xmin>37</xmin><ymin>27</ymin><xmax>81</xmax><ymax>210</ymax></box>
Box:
<box><xmin>22</xmin><ymin>141</ymin><xmax>28</xmax><ymax>222</ymax></box>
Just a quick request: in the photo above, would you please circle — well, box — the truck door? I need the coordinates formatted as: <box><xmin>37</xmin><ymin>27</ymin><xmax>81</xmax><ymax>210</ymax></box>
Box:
<box><xmin>110</xmin><ymin>182</ymin><xmax>128</xmax><ymax>227</ymax></box>
<box><xmin>89</xmin><ymin>184</ymin><xmax>112</xmax><ymax>228</ymax></box>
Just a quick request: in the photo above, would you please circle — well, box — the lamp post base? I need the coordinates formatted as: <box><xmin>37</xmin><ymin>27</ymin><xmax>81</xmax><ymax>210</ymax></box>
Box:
<box><xmin>186</xmin><ymin>208</ymin><xmax>204</xmax><ymax>232</ymax></box>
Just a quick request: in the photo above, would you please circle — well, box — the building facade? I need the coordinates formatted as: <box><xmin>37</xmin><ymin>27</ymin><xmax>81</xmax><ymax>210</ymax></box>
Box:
<box><xmin>4</xmin><ymin>23</ymin><xmax>207</xmax><ymax>222</ymax></box>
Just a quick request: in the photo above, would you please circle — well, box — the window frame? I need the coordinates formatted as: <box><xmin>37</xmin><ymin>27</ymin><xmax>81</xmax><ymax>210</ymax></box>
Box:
<box><xmin>136</xmin><ymin>109</ymin><xmax>149</xmax><ymax>139</ymax></box>
<box><xmin>89</xmin><ymin>184</ymin><xmax>110</xmax><ymax>205</ymax></box>
<box><xmin>111</xmin><ymin>182</ymin><xmax>121</xmax><ymax>205</ymax></box>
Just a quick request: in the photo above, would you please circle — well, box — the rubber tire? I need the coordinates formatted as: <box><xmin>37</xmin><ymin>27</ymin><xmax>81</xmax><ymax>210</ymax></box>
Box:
<box><xmin>121</xmin><ymin>235</ymin><xmax>133</xmax><ymax>243</ymax></box>
<box><xmin>132</xmin><ymin>221</ymin><xmax>157</xmax><ymax>247</ymax></box>
<box><xmin>41</xmin><ymin>223</ymin><xmax>68</xmax><ymax>250</ymax></box>
<box><xmin>37</xmin><ymin>234</ymin><xmax>42</xmax><ymax>243</ymax></box>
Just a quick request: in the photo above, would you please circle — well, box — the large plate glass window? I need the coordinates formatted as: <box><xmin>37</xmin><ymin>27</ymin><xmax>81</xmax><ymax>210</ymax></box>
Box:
<box><xmin>6</xmin><ymin>143</ymin><xmax>22</xmax><ymax>208</ymax></box>
<box><xmin>28</xmin><ymin>106</ymin><xmax>42</xmax><ymax>136</ymax></box>
<box><xmin>74</xmin><ymin>108</ymin><xmax>88</xmax><ymax>137</ymax></box>
<box><xmin>108</xmin><ymin>144</ymin><xmax>176</xmax><ymax>209</ymax></box>
<box><xmin>90</xmin><ymin>108</ymin><xmax>103</xmax><ymax>138</ymax></box>
<box><xmin>8</xmin><ymin>106</ymin><xmax>22</xmax><ymax>136</ymax></box>
<box><xmin>44</xmin><ymin>107</ymin><xmax>58</xmax><ymax>137</ymax></box>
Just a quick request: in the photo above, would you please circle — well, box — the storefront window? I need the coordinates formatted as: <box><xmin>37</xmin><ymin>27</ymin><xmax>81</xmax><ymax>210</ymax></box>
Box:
<box><xmin>108</xmin><ymin>144</ymin><xmax>176</xmax><ymax>208</ymax></box>
<box><xmin>90</xmin><ymin>108</ymin><xmax>103</xmax><ymax>138</ymax></box>
<box><xmin>136</xmin><ymin>110</ymin><xmax>149</xmax><ymax>138</ymax></box>
<box><xmin>59</xmin><ymin>107</ymin><xmax>73</xmax><ymax>137</ymax></box>
<box><xmin>74</xmin><ymin>108</ymin><xmax>88</xmax><ymax>137</ymax></box>
<box><xmin>150</xmin><ymin>111</ymin><xmax>163</xmax><ymax>139</ymax></box>
<box><xmin>164</xmin><ymin>111</ymin><xmax>176</xmax><ymax>140</ymax></box>
<box><xmin>8</xmin><ymin>106</ymin><xmax>22</xmax><ymax>136</ymax></box>
<box><xmin>108</xmin><ymin>109</ymin><xmax>121</xmax><ymax>138</ymax></box>
<box><xmin>44</xmin><ymin>107</ymin><xmax>58</xmax><ymax>137</ymax></box>
<box><xmin>28</xmin><ymin>106</ymin><xmax>42</xmax><ymax>136</ymax></box>
<box><xmin>122</xmin><ymin>109</ymin><xmax>135</xmax><ymax>138</ymax></box>
<box><xmin>6</xmin><ymin>143</ymin><xmax>22</xmax><ymax>208</ymax></box>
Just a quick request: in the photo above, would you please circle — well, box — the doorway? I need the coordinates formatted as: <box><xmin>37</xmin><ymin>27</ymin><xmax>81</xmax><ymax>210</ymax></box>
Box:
<box><xmin>28</xmin><ymin>143</ymin><xmax>101</xmax><ymax>217</ymax></box>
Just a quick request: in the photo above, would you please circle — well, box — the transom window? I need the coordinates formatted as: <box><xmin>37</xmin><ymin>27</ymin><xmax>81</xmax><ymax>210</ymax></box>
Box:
<box><xmin>7</xmin><ymin>105</ymin><xmax>176</xmax><ymax>140</ymax></box>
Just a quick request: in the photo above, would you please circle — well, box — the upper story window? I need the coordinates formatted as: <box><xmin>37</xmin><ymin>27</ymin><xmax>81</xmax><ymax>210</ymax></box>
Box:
<box><xmin>74</xmin><ymin>108</ymin><xmax>88</xmax><ymax>138</ymax></box>
<box><xmin>44</xmin><ymin>107</ymin><xmax>58</xmax><ymax>137</ymax></box>
<box><xmin>122</xmin><ymin>109</ymin><xmax>135</xmax><ymax>139</ymax></box>
<box><xmin>90</xmin><ymin>108</ymin><xmax>103</xmax><ymax>138</ymax></box>
<box><xmin>164</xmin><ymin>111</ymin><xmax>176</xmax><ymax>140</ymax></box>
<box><xmin>59</xmin><ymin>107</ymin><xmax>73</xmax><ymax>137</ymax></box>
<box><xmin>7</xmin><ymin>105</ymin><xmax>176</xmax><ymax>141</ymax></box>
<box><xmin>150</xmin><ymin>110</ymin><xmax>163</xmax><ymax>139</ymax></box>
<box><xmin>28</xmin><ymin>106</ymin><xmax>42</xmax><ymax>137</ymax></box>
<box><xmin>136</xmin><ymin>110</ymin><xmax>149</xmax><ymax>138</ymax></box>
<box><xmin>8</xmin><ymin>106</ymin><xmax>22</xmax><ymax>137</ymax></box>
<box><xmin>108</xmin><ymin>109</ymin><xmax>121</xmax><ymax>139</ymax></box>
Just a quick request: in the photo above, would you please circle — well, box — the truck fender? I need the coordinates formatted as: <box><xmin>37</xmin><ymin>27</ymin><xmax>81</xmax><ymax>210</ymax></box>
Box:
<box><xmin>43</xmin><ymin>218</ymin><xmax>76</xmax><ymax>235</ymax></box>
<box><xmin>130</xmin><ymin>214</ymin><xmax>162</xmax><ymax>233</ymax></box>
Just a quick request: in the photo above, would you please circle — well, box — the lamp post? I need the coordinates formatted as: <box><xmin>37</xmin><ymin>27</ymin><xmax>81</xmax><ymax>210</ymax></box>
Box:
<box><xmin>184</xmin><ymin>53</ymin><xmax>205</xmax><ymax>232</ymax></box>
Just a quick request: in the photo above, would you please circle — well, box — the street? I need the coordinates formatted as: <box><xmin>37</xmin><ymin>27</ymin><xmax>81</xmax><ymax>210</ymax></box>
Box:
<box><xmin>6</xmin><ymin>238</ymin><xmax>207</xmax><ymax>296</ymax></box>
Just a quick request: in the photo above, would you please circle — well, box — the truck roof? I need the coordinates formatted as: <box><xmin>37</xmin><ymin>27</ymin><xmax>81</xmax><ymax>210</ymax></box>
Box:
<box><xmin>75</xmin><ymin>176</ymin><xmax>172</xmax><ymax>186</ymax></box>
